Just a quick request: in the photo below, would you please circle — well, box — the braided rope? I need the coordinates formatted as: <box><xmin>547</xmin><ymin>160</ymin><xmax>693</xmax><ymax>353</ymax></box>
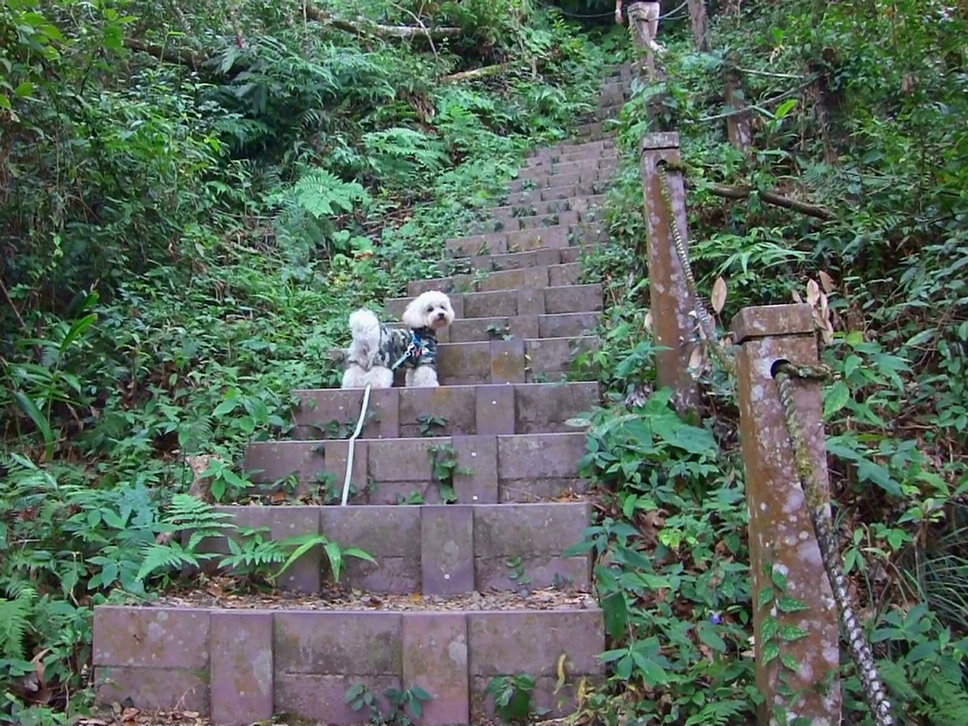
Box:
<box><xmin>774</xmin><ymin>363</ymin><xmax>895</xmax><ymax>726</ymax></box>
<box><xmin>655</xmin><ymin>163</ymin><xmax>735</xmax><ymax>373</ymax></box>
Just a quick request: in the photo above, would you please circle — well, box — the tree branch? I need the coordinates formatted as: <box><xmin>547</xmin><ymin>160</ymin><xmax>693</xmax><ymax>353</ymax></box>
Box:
<box><xmin>440</xmin><ymin>63</ymin><xmax>507</xmax><ymax>84</ymax></box>
<box><xmin>700</xmin><ymin>182</ymin><xmax>834</xmax><ymax>221</ymax></box>
<box><xmin>303</xmin><ymin>4</ymin><xmax>461</xmax><ymax>40</ymax></box>
<box><xmin>123</xmin><ymin>38</ymin><xmax>202</xmax><ymax>70</ymax></box>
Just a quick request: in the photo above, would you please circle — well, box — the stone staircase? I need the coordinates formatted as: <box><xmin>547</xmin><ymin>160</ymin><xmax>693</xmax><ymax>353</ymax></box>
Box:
<box><xmin>92</xmin><ymin>67</ymin><xmax>632</xmax><ymax>725</ymax></box>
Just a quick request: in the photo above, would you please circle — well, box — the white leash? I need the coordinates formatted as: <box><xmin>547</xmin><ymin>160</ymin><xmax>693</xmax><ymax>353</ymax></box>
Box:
<box><xmin>341</xmin><ymin>382</ymin><xmax>372</xmax><ymax>506</ymax></box>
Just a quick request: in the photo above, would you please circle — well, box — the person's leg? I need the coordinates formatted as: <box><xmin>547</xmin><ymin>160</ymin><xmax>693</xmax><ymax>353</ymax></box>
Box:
<box><xmin>645</xmin><ymin>2</ymin><xmax>662</xmax><ymax>50</ymax></box>
<box><xmin>627</xmin><ymin>4</ymin><xmax>656</xmax><ymax>77</ymax></box>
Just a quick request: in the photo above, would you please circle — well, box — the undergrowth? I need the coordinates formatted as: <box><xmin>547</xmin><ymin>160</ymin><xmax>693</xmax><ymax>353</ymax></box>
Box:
<box><xmin>0</xmin><ymin>0</ymin><xmax>605</xmax><ymax>720</ymax></box>
<box><xmin>573</xmin><ymin>1</ymin><xmax>967</xmax><ymax>724</ymax></box>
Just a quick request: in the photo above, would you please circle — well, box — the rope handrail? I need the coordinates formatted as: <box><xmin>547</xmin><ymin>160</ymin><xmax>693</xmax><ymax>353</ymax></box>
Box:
<box><xmin>773</xmin><ymin>362</ymin><xmax>895</xmax><ymax>726</ymax></box>
<box><xmin>651</xmin><ymin>158</ymin><xmax>895</xmax><ymax>725</ymax></box>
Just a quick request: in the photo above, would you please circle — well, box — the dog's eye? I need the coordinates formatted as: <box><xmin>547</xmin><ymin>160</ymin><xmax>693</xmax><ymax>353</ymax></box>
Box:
<box><xmin>426</xmin><ymin>306</ymin><xmax>434</xmax><ymax>312</ymax></box>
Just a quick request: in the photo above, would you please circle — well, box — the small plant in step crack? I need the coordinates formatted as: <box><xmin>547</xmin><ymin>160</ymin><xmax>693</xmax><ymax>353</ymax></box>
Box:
<box><xmin>551</xmin><ymin>572</ymin><xmax>574</xmax><ymax>591</ymax></box>
<box><xmin>320</xmin><ymin>410</ymin><xmax>378</xmax><ymax>439</ymax></box>
<box><xmin>218</xmin><ymin>528</ymin><xmax>376</xmax><ymax>585</ymax></box>
<box><xmin>395</xmin><ymin>491</ymin><xmax>425</xmax><ymax>505</ymax></box>
<box><xmin>254</xmin><ymin>473</ymin><xmax>299</xmax><ymax>505</ymax></box>
<box><xmin>315</xmin><ymin>470</ymin><xmax>344</xmax><ymax>504</ymax></box>
<box><xmin>511</xmin><ymin>205</ymin><xmax>537</xmax><ymax>218</ymax></box>
<box><xmin>471</xmin><ymin>268</ymin><xmax>490</xmax><ymax>288</ymax></box>
<box><xmin>505</xmin><ymin>556</ymin><xmax>533</xmax><ymax>592</ymax></box>
<box><xmin>195</xmin><ymin>457</ymin><xmax>255</xmax><ymax>503</ymax></box>
<box><xmin>542</xmin><ymin>214</ymin><xmax>560</xmax><ymax>227</ymax></box>
<box><xmin>427</xmin><ymin>444</ymin><xmax>471</xmax><ymax>504</ymax></box>
<box><xmin>493</xmin><ymin>219</ymin><xmax>505</xmax><ymax>232</ymax></box>
<box><xmin>476</xmin><ymin>241</ymin><xmax>491</xmax><ymax>256</ymax></box>
<box><xmin>486</xmin><ymin>323</ymin><xmax>513</xmax><ymax>341</ymax></box>
<box><xmin>521</xmin><ymin>179</ymin><xmax>538</xmax><ymax>192</ymax></box>
<box><xmin>345</xmin><ymin>683</ymin><xmax>432</xmax><ymax>725</ymax></box>
<box><xmin>485</xmin><ymin>673</ymin><xmax>548</xmax><ymax>724</ymax></box>
<box><xmin>417</xmin><ymin>414</ymin><xmax>448</xmax><ymax>437</ymax></box>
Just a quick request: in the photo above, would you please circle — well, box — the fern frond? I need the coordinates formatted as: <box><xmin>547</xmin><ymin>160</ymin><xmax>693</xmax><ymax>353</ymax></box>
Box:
<box><xmin>683</xmin><ymin>699</ymin><xmax>749</xmax><ymax>726</ymax></box>
<box><xmin>0</xmin><ymin>588</ymin><xmax>36</xmax><ymax>660</ymax></box>
<box><xmin>135</xmin><ymin>541</ymin><xmax>202</xmax><ymax>582</ymax></box>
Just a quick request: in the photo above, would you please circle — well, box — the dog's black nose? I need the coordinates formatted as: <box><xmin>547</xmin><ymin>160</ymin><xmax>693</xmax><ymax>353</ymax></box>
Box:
<box><xmin>436</xmin><ymin>311</ymin><xmax>446</xmax><ymax>319</ymax></box>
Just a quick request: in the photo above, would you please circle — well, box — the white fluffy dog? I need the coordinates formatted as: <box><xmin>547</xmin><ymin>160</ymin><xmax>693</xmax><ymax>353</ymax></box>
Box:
<box><xmin>340</xmin><ymin>290</ymin><xmax>455</xmax><ymax>389</ymax></box>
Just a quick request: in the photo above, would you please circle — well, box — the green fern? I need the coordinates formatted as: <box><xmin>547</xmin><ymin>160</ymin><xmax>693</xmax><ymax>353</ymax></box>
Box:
<box><xmin>0</xmin><ymin>588</ymin><xmax>35</xmax><ymax>661</ymax></box>
<box><xmin>289</xmin><ymin>169</ymin><xmax>368</xmax><ymax>219</ymax></box>
<box><xmin>134</xmin><ymin>495</ymin><xmax>234</xmax><ymax>583</ymax></box>
<box><xmin>683</xmin><ymin>699</ymin><xmax>750</xmax><ymax>726</ymax></box>
<box><xmin>135</xmin><ymin>541</ymin><xmax>203</xmax><ymax>582</ymax></box>
<box><xmin>921</xmin><ymin>670</ymin><xmax>968</xmax><ymax>725</ymax></box>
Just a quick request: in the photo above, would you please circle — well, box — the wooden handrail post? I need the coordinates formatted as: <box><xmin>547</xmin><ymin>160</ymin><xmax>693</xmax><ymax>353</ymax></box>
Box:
<box><xmin>724</xmin><ymin>56</ymin><xmax>752</xmax><ymax>152</ymax></box>
<box><xmin>732</xmin><ymin>304</ymin><xmax>842</xmax><ymax>723</ymax></box>
<box><xmin>687</xmin><ymin>0</ymin><xmax>710</xmax><ymax>52</ymax></box>
<box><xmin>640</xmin><ymin>132</ymin><xmax>699</xmax><ymax>412</ymax></box>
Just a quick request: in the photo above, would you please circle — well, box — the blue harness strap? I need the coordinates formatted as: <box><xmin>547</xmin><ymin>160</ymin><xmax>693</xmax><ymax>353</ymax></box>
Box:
<box><xmin>391</xmin><ymin>329</ymin><xmax>435</xmax><ymax>371</ymax></box>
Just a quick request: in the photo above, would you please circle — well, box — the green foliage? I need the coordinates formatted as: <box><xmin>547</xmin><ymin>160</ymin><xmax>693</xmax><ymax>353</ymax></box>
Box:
<box><xmin>577</xmin><ymin>1</ymin><xmax>967</xmax><ymax>722</ymax></box>
<box><xmin>484</xmin><ymin>673</ymin><xmax>548</xmax><ymax>724</ymax></box>
<box><xmin>0</xmin><ymin>0</ymin><xmax>603</xmax><ymax>716</ymax></box>
<box><xmin>567</xmin><ymin>391</ymin><xmax>755</xmax><ymax>723</ymax></box>
<box><xmin>345</xmin><ymin>682</ymin><xmax>432</xmax><ymax>725</ymax></box>
<box><xmin>869</xmin><ymin>603</ymin><xmax>968</xmax><ymax>724</ymax></box>
<box><xmin>427</xmin><ymin>443</ymin><xmax>472</xmax><ymax>504</ymax></box>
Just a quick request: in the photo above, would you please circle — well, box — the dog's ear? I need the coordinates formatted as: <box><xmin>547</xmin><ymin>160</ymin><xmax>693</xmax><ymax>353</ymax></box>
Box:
<box><xmin>328</xmin><ymin>348</ymin><xmax>348</xmax><ymax>363</ymax></box>
<box><xmin>401</xmin><ymin>298</ymin><xmax>423</xmax><ymax>330</ymax></box>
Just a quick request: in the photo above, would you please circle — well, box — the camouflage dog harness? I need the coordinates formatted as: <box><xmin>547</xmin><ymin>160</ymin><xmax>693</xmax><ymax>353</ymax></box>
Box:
<box><xmin>377</xmin><ymin>326</ymin><xmax>438</xmax><ymax>371</ymax></box>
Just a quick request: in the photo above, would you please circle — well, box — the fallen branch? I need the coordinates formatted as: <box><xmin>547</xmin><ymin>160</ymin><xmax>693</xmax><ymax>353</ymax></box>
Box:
<box><xmin>440</xmin><ymin>64</ymin><xmax>507</xmax><ymax>84</ymax></box>
<box><xmin>701</xmin><ymin>182</ymin><xmax>834</xmax><ymax>221</ymax></box>
<box><xmin>123</xmin><ymin>38</ymin><xmax>202</xmax><ymax>70</ymax></box>
<box><xmin>304</xmin><ymin>4</ymin><xmax>461</xmax><ymax>40</ymax></box>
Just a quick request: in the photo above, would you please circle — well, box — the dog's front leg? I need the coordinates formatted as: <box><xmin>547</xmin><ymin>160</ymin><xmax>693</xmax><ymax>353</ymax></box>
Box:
<box><xmin>408</xmin><ymin>365</ymin><xmax>440</xmax><ymax>388</ymax></box>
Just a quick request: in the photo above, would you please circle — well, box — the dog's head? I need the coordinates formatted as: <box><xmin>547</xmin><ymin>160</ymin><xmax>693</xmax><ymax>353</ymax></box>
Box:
<box><xmin>402</xmin><ymin>290</ymin><xmax>455</xmax><ymax>332</ymax></box>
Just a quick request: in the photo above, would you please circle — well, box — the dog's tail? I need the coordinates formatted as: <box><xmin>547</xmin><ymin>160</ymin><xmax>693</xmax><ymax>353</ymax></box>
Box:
<box><xmin>347</xmin><ymin>308</ymin><xmax>382</xmax><ymax>369</ymax></box>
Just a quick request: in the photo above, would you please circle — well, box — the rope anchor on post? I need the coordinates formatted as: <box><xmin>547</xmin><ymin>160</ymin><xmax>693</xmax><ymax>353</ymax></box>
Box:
<box><xmin>773</xmin><ymin>361</ymin><xmax>895</xmax><ymax>726</ymax></box>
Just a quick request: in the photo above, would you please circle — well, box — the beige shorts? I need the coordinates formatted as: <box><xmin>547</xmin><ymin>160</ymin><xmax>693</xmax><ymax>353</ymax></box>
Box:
<box><xmin>628</xmin><ymin>1</ymin><xmax>660</xmax><ymax>23</ymax></box>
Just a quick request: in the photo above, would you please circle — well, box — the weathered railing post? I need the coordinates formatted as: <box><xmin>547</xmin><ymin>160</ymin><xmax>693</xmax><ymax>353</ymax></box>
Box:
<box><xmin>640</xmin><ymin>133</ymin><xmax>699</xmax><ymax>412</ymax></box>
<box><xmin>724</xmin><ymin>56</ymin><xmax>752</xmax><ymax>152</ymax></box>
<box><xmin>732</xmin><ymin>304</ymin><xmax>842</xmax><ymax>723</ymax></box>
<box><xmin>687</xmin><ymin>0</ymin><xmax>710</xmax><ymax>52</ymax></box>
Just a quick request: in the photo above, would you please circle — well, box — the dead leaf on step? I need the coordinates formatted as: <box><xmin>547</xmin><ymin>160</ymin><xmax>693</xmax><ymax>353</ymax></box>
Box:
<box><xmin>711</xmin><ymin>276</ymin><xmax>727</xmax><ymax>314</ymax></box>
<box><xmin>819</xmin><ymin>270</ymin><xmax>835</xmax><ymax>293</ymax></box>
<box><xmin>806</xmin><ymin>278</ymin><xmax>821</xmax><ymax>307</ymax></box>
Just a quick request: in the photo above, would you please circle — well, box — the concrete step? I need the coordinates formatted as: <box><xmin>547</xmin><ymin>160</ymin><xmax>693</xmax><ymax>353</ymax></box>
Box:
<box><xmin>442</xmin><ymin>245</ymin><xmax>589</xmax><ymax>274</ymax></box>
<box><xmin>509</xmin><ymin>160</ymin><xmax>617</xmax><ymax>192</ymax></box>
<box><xmin>386</xmin><ymin>284</ymin><xmax>603</xmax><ymax>319</ymax></box>
<box><xmin>291</xmin><ymin>381</ymin><xmax>599</xmax><ymax>439</ymax></box>
<box><xmin>444</xmin><ymin>311</ymin><xmax>600</xmax><ymax>343</ymax></box>
<box><xmin>599</xmin><ymin>81</ymin><xmax>630</xmax><ymax>107</ymax></box>
<box><xmin>471</xmin><ymin>208</ymin><xmax>584</xmax><ymax>234</ymax></box>
<box><xmin>198</xmin><ymin>501</ymin><xmax>592</xmax><ymax>595</ymax></box>
<box><xmin>386</xmin><ymin>310</ymin><xmax>599</xmax><ymax>344</ymax></box>
<box><xmin>506</xmin><ymin>180</ymin><xmax>610</xmax><ymax>207</ymax></box>
<box><xmin>408</xmin><ymin>262</ymin><xmax>581</xmax><ymax>296</ymax></box>
<box><xmin>435</xmin><ymin>335</ymin><xmax>598</xmax><ymax>385</ymax></box>
<box><xmin>594</xmin><ymin>103</ymin><xmax>624</xmax><ymax>121</ymax></box>
<box><xmin>445</xmin><ymin>222</ymin><xmax>604</xmax><ymax>257</ymax></box>
<box><xmin>525</xmin><ymin>137</ymin><xmax>615</xmax><ymax>161</ymax></box>
<box><xmin>574</xmin><ymin>121</ymin><xmax>616</xmax><ymax>140</ymax></box>
<box><xmin>244</xmin><ymin>431</ymin><xmax>590</xmax><ymax>504</ymax></box>
<box><xmin>93</xmin><ymin>603</ymin><xmax>604</xmax><ymax>725</ymax></box>
<box><xmin>524</xmin><ymin>146</ymin><xmax>618</xmax><ymax>169</ymax></box>
<box><xmin>485</xmin><ymin>194</ymin><xmax>606</xmax><ymax>226</ymax></box>
<box><xmin>518</xmin><ymin>155</ymin><xmax>618</xmax><ymax>178</ymax></box>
